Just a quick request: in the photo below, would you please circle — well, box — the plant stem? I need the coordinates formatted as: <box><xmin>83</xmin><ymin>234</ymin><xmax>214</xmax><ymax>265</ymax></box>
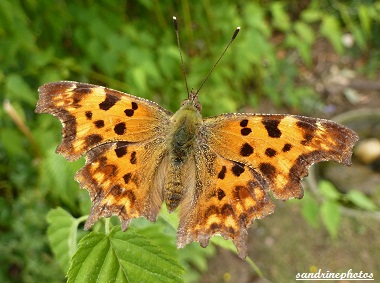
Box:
<box><xmin>105</xmin><ymin>218</ymin><xmax>110</xmax><ymax>234</ymax></box>
<box><xmin>246</xmin><ymin>256</ymin><xmax>264</xmax><ymax>278</ymax></box>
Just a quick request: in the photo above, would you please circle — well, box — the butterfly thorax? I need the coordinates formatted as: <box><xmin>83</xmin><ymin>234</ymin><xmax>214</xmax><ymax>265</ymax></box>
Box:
<box><xmin>164</xmin><ymin>100</ymin><xmax>203</xmax><ymax>212</ymax></box>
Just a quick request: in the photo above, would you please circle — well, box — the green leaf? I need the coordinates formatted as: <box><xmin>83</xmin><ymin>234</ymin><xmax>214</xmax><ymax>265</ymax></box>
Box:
<box><xmin>67</xmin><ymin>227</ymin><xmax>185</xmax><ymax>283</ymax></box>
<box><xmin>46</xmin><ymin>208</ymin><xmax>81</xmax><ymax>272</ymax></box>
<box><xmin>319</xmin><ymin>180</ymin><xmax>341</xmax><ymax>200</ymax></box>
<box><xmin>179</xmin><ymin>242</ymin><xmax>214</xmax><ymax>277</ymax></box>
<box><xmin>301</xmin><ymin>9</ymin><xmax>322</xmax><ymax>23</ymax></box>
<box><xmin>0</xmin><ymin>127</ymin><xmax>24</xmax><ymax>156</ymax></box>
<box><xmin>131</xmin><ymin>66</ymin><xmax>148</xmax><ymax>94</ymax></box>
<box><xmin>346</xmin><ymin>190</ymin><xmax>378</xmax><ymax>211</ymax></box>
<box><xmin>211</xmin><ymin>236</ymin><xmax>236</xmax><ymax>254</ymax></box>
<box><xmin>5</xmin><ymin>74</ymin><xmax>36</xmax><ymax>106</ymax></box>
<box><xmin>134</xmin><ymin>222</ymin><xmax>177</xmax><ymax>258</ymax></box>
<box><xmin>270</xmin><ymin>2</ymin><xmax>290</xmax><ymax>31</ymax></box>
<box><xmin>320</xmin><ymin>201</ymin><xmax>340</xmax><ymax>238</ymax></box>
<box><xmin>320</xmin><ymin>15</ymin><xmax>343</xmax><ymax>54</ymax></box>
<box><xmin>352</xmin><ymin>25</ymin><xmax>366</xmax><ymax>51</ymax></box>
<box><xmin>41</xmin><ymin>149</ymin><xmax>83</xmax><ymax>210</ymax></box>
<box><xmin>294</xmin><ymin>21</ymin><xmax>315</xmax><ymax>45</ymax></box>
<box><xmin>358</xmin><ymin>5</ymin><xmax>371</xmax><ymax>36</ymax></box>
<box><xmin>178</xmin><ymin>242</ymin><xmax>215</xmax><ymax>283</ymax></box>
<box><xmin>301</xmin><ymin>192</ymin><xmax>320</xmax><ymax>229</ymax></box>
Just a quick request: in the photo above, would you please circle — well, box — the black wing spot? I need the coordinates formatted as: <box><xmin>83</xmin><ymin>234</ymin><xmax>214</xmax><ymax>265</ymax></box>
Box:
<box><xmin>232</xmin><ymin>162</ymin><xmax>245</xmax><ymax>177</ymax></box>
<box><xmin>262</xmin><ymin>118</ymin><xmax>282</xmax><ymax>138</ymax></box>
<box><xmin>124</xmin><ymin>109</ymin><xmax>134</xmax><ymax>117</ymax></box>
<box><xmin>99</xmin><ymin>93</ymin><xmax>121</xmax><ymax>110</ymax></box>
<box><xmin>217</xmin><ymin>188</ymin><xmax>226</xmax><ymax>200</ymax></box>
<box><xmin>282</xmin><ymin>143</ymin><xmax>292</xmax><ymax>152</ymax></box>
<box><xmin>218</xmin><ymin>166</ymin><xmax>227</xmax><ymax>179</ymax></box>
<box><xmin>130</xmin><ymin>151</ymin><xmax>137</xmax><ymax>164</ymax></box>
<box><xmin>131</xmin><ymin>102</ymin><xmax>138</xmax><ymax>110</ymax></box>
<box><xmin>114</xmin><ymin>142</ymin><xmax>128</xmax><ymax>158</ymax></box>
<box><xmin>265</xmin><ymin>148</ymin><xmax>277</xmax><ymax>157</ymax></box>
<box><xmin>259</xmin><ymin>162</ymin><xmax>276</xmax><ymax>179</ymax></box>
<box><xmin>114</xmin><ymin>122</ymin><xmax>127</xmax><ymax>135</ymax></box>
<box><xmin>94</xmin><ymin>120</ymin><xmax>105</xmax><ymax>128</ymax></box>
<box><xmin>85</xmin><ymin>111</ymin><xmax>93</xmax><ymax>120</ymax></box>
<box><xmin>241</xmin><ymin>127</ymin><xmax>252</xmax><ymax>136</ymax></box>
<box><xmin>123</xmin><ymin>173</ymin><xmax>132</xmax><ymax>184</ymax></box>
<box><xmin>240</xmin><ymin>142</ymin><xmax>254</xmax><ymax>156</ymax></box>
<box><xmin>240</xmin><ymin>119</ymin><xmax>248</xmax><ymax>127</ymax></box>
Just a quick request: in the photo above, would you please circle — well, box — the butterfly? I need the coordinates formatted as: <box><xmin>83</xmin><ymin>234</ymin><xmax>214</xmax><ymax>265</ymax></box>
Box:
<box><xmin>35</xmin><ymin>80</ymin><xmax>358</xmax><ymax>258</ymax></box>
<box><xmin>35</xmin><ymin>20</ymin><xmax>358</xmax><ymax>259</ymax></box>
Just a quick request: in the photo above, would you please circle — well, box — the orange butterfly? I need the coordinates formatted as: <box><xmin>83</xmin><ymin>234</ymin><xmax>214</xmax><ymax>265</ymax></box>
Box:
<box><xmin>35</xmin><ymin>18</ymin><xmax>358</xmax><ymax>258</ymax></box>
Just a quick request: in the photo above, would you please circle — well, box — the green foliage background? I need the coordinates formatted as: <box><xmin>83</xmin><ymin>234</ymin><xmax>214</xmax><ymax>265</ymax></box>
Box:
<box><xmin>1</xmin><ymin>0</ymin><xmax>379</xmax><ymax>282</ymax></box>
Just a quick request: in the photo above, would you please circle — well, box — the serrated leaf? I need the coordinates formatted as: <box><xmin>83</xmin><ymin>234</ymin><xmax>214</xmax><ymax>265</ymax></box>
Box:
<box><xmin>47</xmin><ymin>208</ymin><xmax>80</xmax><ymax>272</ymax></box>
<box><xmin>321</xmin><ymin>201</ymin><xmax>340</xmax><ymax>238</ymax></box>
<box><xmin>67</xmin><ymin>227</ymin><xmax>185</xmax><ymax>283</ymax></box>
<box><xmin>319</xmin><ymin>180</ymin><xmax>341</xmax><ymax>200</ymax></box>
<box><xmin>346</xmin><ymin>190</ymin><xmax>378</xmax><ymax>211</ymax></box>
<box><xmin>134</xmin><ymin>222</ymin><xmax>177</xmax><ymax>258</ymax></box>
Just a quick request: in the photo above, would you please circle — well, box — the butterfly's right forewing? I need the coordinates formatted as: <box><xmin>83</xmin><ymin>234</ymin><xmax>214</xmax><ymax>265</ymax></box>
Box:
<box><xmin>36</xmin><ymin>81</ymin><xmax>173</xmax><ymax>230</ymax></box>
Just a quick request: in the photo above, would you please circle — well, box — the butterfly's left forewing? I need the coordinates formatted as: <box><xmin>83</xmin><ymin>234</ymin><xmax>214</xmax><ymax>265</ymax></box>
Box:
<box><xmin>203</xmin><ymin>113</ymin><xmax>358</xmax><ymax>200</ymax></box>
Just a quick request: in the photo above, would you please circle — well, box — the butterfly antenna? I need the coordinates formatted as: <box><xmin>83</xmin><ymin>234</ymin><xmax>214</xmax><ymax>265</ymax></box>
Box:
<box><xmin>173</xmin><ymin>16</ymin><xmax>190</xmax><ymax>97</ymax></box>
<box><xmin>196</xmin><ymin>26</ymin><xmax>240</xmax><ymax>95</ymax></box>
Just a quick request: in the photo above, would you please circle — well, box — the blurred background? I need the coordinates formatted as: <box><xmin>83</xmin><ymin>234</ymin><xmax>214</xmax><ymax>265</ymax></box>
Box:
<box><xmin>1</xmin><ymin>0</ymin><xmax>379</xmax><ymax>282</ymax></box>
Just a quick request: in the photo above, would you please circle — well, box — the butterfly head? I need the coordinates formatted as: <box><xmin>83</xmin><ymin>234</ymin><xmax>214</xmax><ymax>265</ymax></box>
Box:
<box><xmin>181</xmin><ymin>88</ymin><xmax>201</xmax><ymax>112</ymax></box>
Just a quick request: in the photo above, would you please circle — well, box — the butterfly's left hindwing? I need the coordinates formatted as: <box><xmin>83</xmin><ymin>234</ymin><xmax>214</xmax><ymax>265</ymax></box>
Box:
<box><xmin>36</xmin><ymin>81</ymin><xmax>172</xmax><ymax>229</ymax></box>
<box><xmin>177</xmin><ymin>146</ymin><xmax>275</xmax><ymax>258</ymax></box>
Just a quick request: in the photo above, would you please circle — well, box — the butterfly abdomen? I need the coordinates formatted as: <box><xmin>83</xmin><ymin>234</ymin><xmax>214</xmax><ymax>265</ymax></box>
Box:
<box><xmin>164</xmin><ymin>101</ymin><xmax>202</xmax><ymax>212</ymax></box>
